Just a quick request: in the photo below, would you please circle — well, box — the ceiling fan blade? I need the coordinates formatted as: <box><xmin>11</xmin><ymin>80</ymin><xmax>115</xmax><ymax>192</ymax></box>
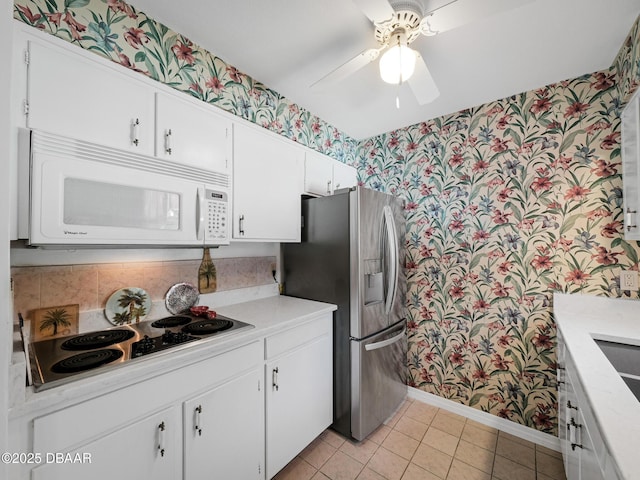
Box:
<box><xmin>420</xmin><ymin>0</ymin><xmax>535</xmax><ymax>35</ymax></box>
<box><xmin>407</xmin><ymin>53</ymin><xmax>439</xmax><ymax>105</ymax></box>
<box><xmin>352</xmin><ymin>0</ymin><xmax>395</xmax><ymax>24</ymax></box>
<box><xmin>311</xmin><ymin>48</ymin><xmax>382</xmax><ymax>90</ymax></box>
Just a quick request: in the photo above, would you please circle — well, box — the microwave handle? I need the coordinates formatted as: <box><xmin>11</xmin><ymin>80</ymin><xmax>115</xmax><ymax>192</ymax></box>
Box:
<box><xmin>196</xmin><ymin>187</ymin><xmax>205</xmax><ymax>241</ymax></box>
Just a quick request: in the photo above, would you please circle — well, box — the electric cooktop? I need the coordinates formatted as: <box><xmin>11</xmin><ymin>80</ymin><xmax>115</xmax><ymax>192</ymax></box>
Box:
<box><xmin>29</xmin><ymin>313</ymin><xmax>253</xmax><ymax>391</ymax></box>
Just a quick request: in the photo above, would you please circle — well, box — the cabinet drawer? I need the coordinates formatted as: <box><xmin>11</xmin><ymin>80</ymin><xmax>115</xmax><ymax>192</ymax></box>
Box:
<box><xmin>265</xmin><ymin>314</ymin><xmax>332</xmax><ymax>359</ymax></box>
<box><xmin>33</xmin><ymin>341</ymin><xmax>261</xmax><ymax>453</ymax></box>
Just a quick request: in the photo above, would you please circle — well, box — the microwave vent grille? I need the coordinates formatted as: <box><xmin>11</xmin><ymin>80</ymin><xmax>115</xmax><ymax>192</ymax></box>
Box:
<box><xmin>30</xmin><ymin>130</ymin><xmax>229</xmax><ymax>188</ymax></box>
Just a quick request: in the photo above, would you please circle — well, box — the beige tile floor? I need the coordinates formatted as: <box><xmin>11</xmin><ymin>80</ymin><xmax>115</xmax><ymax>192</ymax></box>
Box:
<box><xmin>274</xmin><ymin>397</ymin><xmax>566</xmax><ymax>480</ymax></box>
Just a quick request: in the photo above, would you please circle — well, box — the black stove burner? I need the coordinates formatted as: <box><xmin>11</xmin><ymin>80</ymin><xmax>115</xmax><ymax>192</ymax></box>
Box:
<box><xmin>61</xmin><ymin>330</ymin><xmax>135</xmax><ymax>351</ymax></box>
<box><xmin>151</xmin><ymin>316</ymin><xmax>192</xmax><ymax>328</ymax></box>
<box><xmin>182</xmin><ymin>319</ymin><xmax>233</xmax><ymax>336</ymax></box>
<box><xmin>51</xmin><ymin>349</ymin><xmax>123</xmax><ymax>374</ymax></box>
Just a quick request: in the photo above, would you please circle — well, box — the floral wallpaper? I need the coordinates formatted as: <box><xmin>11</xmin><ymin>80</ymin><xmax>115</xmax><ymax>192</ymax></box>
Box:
<box><xmin>12</xmin><ymin>0</ymin><xmax>358</xmax><ymax>165</ymax></box>
<box><xmin>614</xmin><ymin>14</ymin><xmax>640</xmax><ymax>105</ymax></box>
<box><xmin>358</xmin><ymin>15</ymin><xmax>640</xmax><ymax>435</ymax></box>
<box><xmin>14</xmin><ymin>0</ymin><xmax>640</xmax><ymax>437</ymax></box>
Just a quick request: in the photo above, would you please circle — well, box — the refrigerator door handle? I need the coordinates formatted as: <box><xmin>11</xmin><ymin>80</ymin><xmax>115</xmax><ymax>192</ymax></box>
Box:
<box><xmin>382</xmin><ymin>205</ymin><xmax>399</xmax><ymax>314</ymax></box>
<box><xmin>364</xmin><ymin>328</ymin><xmax>406</xmax><ymax>351</ymax></box>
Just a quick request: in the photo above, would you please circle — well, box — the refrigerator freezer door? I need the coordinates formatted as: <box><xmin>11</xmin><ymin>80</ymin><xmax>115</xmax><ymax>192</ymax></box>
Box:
<box><xmin>350</xmin><ymin>188</ymin><xmax>406</xmax><ymax>338</ymax></box>
<box><xmin>350</xmin><ymin>319</ymin><xmax>407</xmax><ymax>441</ymax></box>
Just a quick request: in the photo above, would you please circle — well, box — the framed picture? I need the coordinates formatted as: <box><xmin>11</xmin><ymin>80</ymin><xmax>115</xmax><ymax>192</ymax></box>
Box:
<box><xmin>31</xmin><ymin>304</ymin><xmax>79</xmax><ymax>341</ymax></box>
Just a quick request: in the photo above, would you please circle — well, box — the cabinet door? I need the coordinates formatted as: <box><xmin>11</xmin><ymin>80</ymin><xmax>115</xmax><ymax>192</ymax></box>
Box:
<box><xmin>265</xmin><ymin>335</ymin><xmax>333</xmax><ymax>479</ymax></box>
<box><xmin>31</xmin><ymin>406</ymin><xmax>180</xmax><ymax>480</ymax></box>
<box><xmin>155</xmin><ymin>92</ymin><xmax>231</xmax><ymax>173</ymax></box>
<box><xmin>184</xmin><ymin>368</ymin><xmax>263</xmax><ymax>480</ymax></box>
<box><xmin>333</xmin><ymin>160</ymin><xmax>358</xmax><ymax>191</ymax></box>
<box><xmin>304</xmin><ymin>150</ymin><xmax>334</xmax><ymax>196</ymax></box>
<box><xmin>27</xmin><ymin>39</ymin><xmax>155</xmax><ymax>155</ymax></box>
<box><xmin>622</xmin><ymin>90</ymin><xmax>640</xmax><ymax>240</ymax></box>
<box><xmin>233</xmin><ymin>122</ymin><xmax>303</xmax><ymax>241</ymax></box>
<box><xmin>578</xmin><ymin>415</ymin><xmax>605</xmax><ymax>480</ymax></box>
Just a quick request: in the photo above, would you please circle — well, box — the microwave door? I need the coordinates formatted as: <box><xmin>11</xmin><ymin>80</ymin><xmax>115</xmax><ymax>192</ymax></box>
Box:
<box><xmin>29</xmin><ymin>151</ymin><xmax>205</xmax><ymax>246</ymax></box>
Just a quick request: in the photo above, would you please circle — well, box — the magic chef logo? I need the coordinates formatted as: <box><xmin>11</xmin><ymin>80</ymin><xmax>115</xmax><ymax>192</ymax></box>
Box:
<box><xmin>63</xmin><ymin>230</ymin><xmax>88</xmax><ymax>235</ymax></box>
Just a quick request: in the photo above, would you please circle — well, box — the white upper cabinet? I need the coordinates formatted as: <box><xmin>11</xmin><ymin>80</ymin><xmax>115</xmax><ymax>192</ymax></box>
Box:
<box><xmin>155</xmin><ymin>92</ymin><xmax>230</xmax><ymax>173</ymax></box>
<box><xmin>304</xmin><ymin>150</ymin><xmax>357</xmax><ymax>196</ymax></box>
<box><xmin>26</xmin><ymin>38</ymin><xmax>155</xmax><ymax>155</ymax></box>
<box><xmin>304</xmin><ymin>150</ymin><xmax>334</xmax><ymax>196</ymax></box>
<box><xmin>333</xmin><ymin>158</ymin><xmax>358</xmax><ymax>191</ymax></box>
<box><xmin>622</xmin><ymin>89</ymin><xmax>640</xmax><ymax>240</ymax></box>
<box><xmin>233</xmin><ymin>122</ymin><xmax>303</xmax><ymax>242</ymax></box>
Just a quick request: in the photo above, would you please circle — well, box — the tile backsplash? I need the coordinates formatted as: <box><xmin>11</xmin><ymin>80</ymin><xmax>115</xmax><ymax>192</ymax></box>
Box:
<box><xmin>12</xmin><ymin>256</ymin><xmax>276</xmax><ymax>328</ymax></box>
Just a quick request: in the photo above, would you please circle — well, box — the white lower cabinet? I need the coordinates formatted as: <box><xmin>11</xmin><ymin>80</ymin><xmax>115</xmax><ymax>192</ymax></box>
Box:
<box><xmin>184</xmin><ymin>368</ymin><xmax>263</xmax><ymax>480</ymax></box>
<box><xmin>265</xmin><ymin>315</ymin><xmax>333</xmax><ymax>479</ymax></box>
<box><xmin>31</xmin><ymin>406</ymin><xmax>180</xmax><ymax>480</ymax></box>
<box><xmin>20</xmin><ymin>341</ymin><xmax>262</xmax><ymax>480</ymax></box>
<box><xmin>558</xmin><ymin>333</ymin><xmax>620</xmax><ymax>480</ymax></box>
<box><xmin>13</xmin><ymin>313</ymin><xmax>335</xmax><ymax>480</ymax></box>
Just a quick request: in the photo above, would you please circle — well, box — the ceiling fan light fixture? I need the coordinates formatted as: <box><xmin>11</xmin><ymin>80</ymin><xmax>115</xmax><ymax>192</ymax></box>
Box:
<box><xmin>379</xmin><ymin>32</ymin><xmax>416</xmax><ymax>84</ymax></box>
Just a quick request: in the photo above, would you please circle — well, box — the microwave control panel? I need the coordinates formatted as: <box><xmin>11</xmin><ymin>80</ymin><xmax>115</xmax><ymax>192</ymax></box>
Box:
<box><xmin>204</xmin><ymin>189</ymin><xmax>228</xmax><ymax>242</ymax></box>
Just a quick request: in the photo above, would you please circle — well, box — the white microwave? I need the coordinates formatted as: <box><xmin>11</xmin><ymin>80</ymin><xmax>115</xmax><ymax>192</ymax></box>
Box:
<box><xmin>18</xmin><ymin>129</ymin><xmax>230</xmax><ymax>247</ymax></box>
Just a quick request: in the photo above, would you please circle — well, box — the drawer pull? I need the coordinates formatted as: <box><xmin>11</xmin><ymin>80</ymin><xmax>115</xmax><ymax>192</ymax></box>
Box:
<box><xmin>131</xmin><ymin>118</ymin><xmax>140</xmax><ymax>146</ymax></box>
<box><xmin>158</xmin><ymin>421</ymin><xmax>166</xmax><ymax>457</ymax></box>
<box><xmin>568</xmin><ymin>419</ymin><xmax>583</xmax><ymax>450</ymax></box>
<box><xmin>165</xmin><ymin>128</ymin><xmax>173</xmax><ymax>155</ymax></box>
<box><xmin>195</xmin><ymin>405</ymin><xmax>203</xmax><ymax>436</ymax></box>
<box><xmin>272</xmin><ymin>367</ymin><xmax>279</xmax><ymax>391</ymax></box>
<box><xmin>627</xmin><ymin>208</ymin><xmax>637</xmax><ymax>231</ymax></box>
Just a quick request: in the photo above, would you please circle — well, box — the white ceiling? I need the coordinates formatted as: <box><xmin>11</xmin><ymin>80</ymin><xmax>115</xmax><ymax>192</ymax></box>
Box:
<box><xmin>129</xmin><ymin>0</ymin><xmax>640</xmax><ymax>140</ymax></box>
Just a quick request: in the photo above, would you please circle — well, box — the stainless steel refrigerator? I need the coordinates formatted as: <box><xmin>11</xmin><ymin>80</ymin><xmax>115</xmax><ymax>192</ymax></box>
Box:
<box><xmin>283</xmin><ymin>186</ymin><xmax>407</xmax><ymax>441</ymax></box>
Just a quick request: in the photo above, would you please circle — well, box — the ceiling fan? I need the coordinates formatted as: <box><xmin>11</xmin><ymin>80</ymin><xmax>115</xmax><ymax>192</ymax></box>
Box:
<box><xmin>312</xmin><ymin>0</ymin><xmax>535</xmax><ymax>105</ymax></box>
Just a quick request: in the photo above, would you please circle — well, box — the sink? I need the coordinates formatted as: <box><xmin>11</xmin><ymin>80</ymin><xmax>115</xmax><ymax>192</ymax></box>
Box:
<box><xmin>595</xmin><ymin>339</ymin><xmax>640</xmax><ymax>401</ymax></box>
<box><xmin>622</xmin><ymin>376</ymin><xmax>640</xmax><ymax>401</ymax></box>
<box><xmin>595</xmin><ymin>339</ymin><xmax>640</xmax><ymax>376</ymax></box>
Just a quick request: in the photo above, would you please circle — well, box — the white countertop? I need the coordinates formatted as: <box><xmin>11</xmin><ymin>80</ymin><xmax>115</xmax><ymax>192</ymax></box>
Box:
<box><xmin>554</xmin><ymin>293</ymin><xmax>640</xmax><ymax>480</ymax></box>
<box><xmin>10</xmin><ymin>294</ymin><xmax>336</xmax><ymax>419</ymax></box>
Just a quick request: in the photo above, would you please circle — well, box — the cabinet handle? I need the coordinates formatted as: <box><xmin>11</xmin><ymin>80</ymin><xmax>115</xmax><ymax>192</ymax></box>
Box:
<box><xmin>568</xmin><ymin>418</ymin><xmax>583</xmax><ymax>450</ymax></box>
<box><xmin>131</xmin><ymin>118</ymin><xmax>140</xmax><ymax>146</ymax></box>
<box><xmin>627</xmin><ymin>208</ymin><xmax>637</xmax><ymax>231</ymax></box>
<box><xmin>239</xmin><ymin>215</ymin><xmax>245</xmax><ymax>236</ymax></box>
<box><xmin>272</xmin><ymin>367</ymin><xmax>279</xmax><ymax>391</ymax></box>
<box><xmin>567</xmin><ymin>400</ymin><xmax>578</xmax><ymax>411</ymax></box>
<box><xmin>194</xmin><ymin>405</ymin><xmax>202</xmax><ymax>437</ymax></box>
<box><xmin>165</xmin><ymin>129</ymin><xmax>172</xmax><ymax>155</ymax></box>
<box><xmin>158</xmin><ymin>421</ymin><xmax>166</xmax><ymax>457</ymax></box>
<box><xmin>326</xmin><ymin>180</ymin><xmax>332</xmax><ymax>194</ymax></box>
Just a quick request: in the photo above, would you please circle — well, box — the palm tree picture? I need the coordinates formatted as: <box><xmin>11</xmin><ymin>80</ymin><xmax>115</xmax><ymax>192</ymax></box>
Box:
<box><xmin>32</xmin><ymin>304</ymin><xmax>79</xmax><ymax>341</ymax></box>
<box><xmin>115</xmin><ymin>288</ymin><xmax>148</xmax><ymax>324</ymax></box>
<box><xmin>39</xmin><ymin>308</ymin><xmax>71</xmax><ymax>336</ymax></box>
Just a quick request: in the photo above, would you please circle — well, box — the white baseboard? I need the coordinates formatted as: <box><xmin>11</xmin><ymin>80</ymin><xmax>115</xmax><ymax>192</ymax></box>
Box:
<box><xmin>407</xmin><ymin>387</ymin><xmax>561</xmax><ymax>452</ymax></box>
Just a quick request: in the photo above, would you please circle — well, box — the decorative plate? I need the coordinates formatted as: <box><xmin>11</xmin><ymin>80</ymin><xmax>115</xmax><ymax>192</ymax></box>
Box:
<box><xmin>165</xmin><ymin>282</ymin><xmax>200</xmax><ymax>315</ymax></box>
<box><xmin>104</xmin><ymin>287</ymin><xmax>151</xmax><ymax>326</ymax></box>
